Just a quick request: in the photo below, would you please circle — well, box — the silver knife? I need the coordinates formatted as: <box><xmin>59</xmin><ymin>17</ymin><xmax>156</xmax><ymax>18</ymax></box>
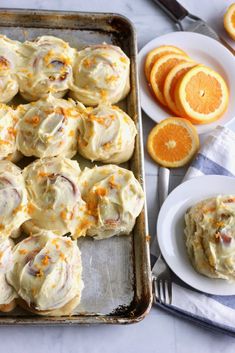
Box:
<box><xmin>153</xmin><ymin>0</ymin><xmax>235</xmax><ymax>55</ymax></box>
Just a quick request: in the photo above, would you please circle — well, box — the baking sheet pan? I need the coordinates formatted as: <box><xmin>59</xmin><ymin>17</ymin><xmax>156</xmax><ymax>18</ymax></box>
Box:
<box><xmin>0</xmin><ymin>9</ymin><xmax>152</xmax><ymax>325</ymax></box>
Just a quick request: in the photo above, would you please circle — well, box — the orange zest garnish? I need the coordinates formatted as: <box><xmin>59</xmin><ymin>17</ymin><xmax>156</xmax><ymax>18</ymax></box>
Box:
<box><xmin>37</xmin><ymin>171</ymin><xmax>50</xmax><ymax>178</ymax></box>
<box><xmin>51</xmin><ymin>238</ymin><xmax>60</xmax><ymax>250</ymax></box>
<box><xmin>95</xmin><ymin>187</ymin><xmax>108</xmax><ymax>197</ymax></box>
<box><xmin>59</xmin><ymin>252</ymin><xmax>66</xmax><ymax>261</ymax></box>
<box><xmin>120</xmin><ymin>56</ymin><xmax>128</xmax><ymax>64</ymax></box>
<box><xmin>108</xmin><ymin>175</ymin><xmax>120</xmax><ymax>189</ymax></box>
<box><xmin>27</xmin><ymin>203</ymin><xmax>36</xmax><ymax>215</ymax></box>
<box><xmin>41</xmin><ymin>255</ymin><xmax>50</xmax><ymax>266</ymax></box>
<box><xmin>100</xmin><ymin>89</ymin><xmax>107</xmax><ymax>98</ymax></box>
<box><xmin>60</xmin><ymin>210</ymin><xmax>67</xmax><ymax>220</ymax></box>
<box><xmin>18</xmin><ymin>249</ymin><xmax>28</xmax><ymax>255</ymax></box>
<box><xmin>7</xmin><ymin>127</ymin><xmax>16</xmax><ymax>137</ymax></box>
<box><xmin>12</xmin><ymin>205</ymin><xmax>23</xmax><ymax>215</ymax></box>
<box><xmin>0</xmin><ymin>140</ymin><xmax>10</xmax><ymax>145</ymax></box>
<box><xmin>25</xmin><ymin>115</ymin><xmax>40</xmax><ymax>126</ymax></box>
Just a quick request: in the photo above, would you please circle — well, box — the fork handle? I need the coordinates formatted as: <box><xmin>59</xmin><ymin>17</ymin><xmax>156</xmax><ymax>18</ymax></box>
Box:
<box><xmin>152</xmin><ymin>0</ymin><xmax>188</xmax><ymax>22</ymax></box>
<box><xmin>158</xmin><ymin>167</ymin><xmax>170</xmax><ymax>207</ymax></box>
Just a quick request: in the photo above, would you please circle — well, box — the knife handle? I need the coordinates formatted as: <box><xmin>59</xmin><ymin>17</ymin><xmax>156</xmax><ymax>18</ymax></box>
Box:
<box><xmin>152</xmin><ymin>0</ymin><xmax>188</xmax><ymax>22</ymax></box>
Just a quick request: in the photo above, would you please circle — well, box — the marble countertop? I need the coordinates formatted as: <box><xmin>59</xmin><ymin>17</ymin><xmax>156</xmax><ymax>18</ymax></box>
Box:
<box><xmin>1</xmin><ymin>0</ymin><xmax>235</xmax><ymax>352</ymax></box>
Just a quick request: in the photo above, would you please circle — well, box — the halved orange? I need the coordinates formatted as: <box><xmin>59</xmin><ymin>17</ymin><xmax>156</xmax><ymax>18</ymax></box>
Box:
<box><xmin>174</xmin><ymin>65</ymin><xmax>229</xmax><ymax>124</ymax></box>
<box><xmin>150</xmin><ymin>53</ymin><xmax>191</xmax><ymax>106</ymax></box>
<box><xmin>147</xmin><ymin>117</ymin><xmax>199</xmax><ymax>168</ymax></box>
<box><xmin>164</xmin><ymin>61</ymin><xmax>197</xmax><ymax>115</ymax></box>
<box><xmin>144</xmin><ymin>45</ymin><xmax>188</xmax><ymax>82</ymax></box>
<box><xmin>224</xmin><ymin>3</ymin><xmax>235</xmax><ymax>40</ymax></box>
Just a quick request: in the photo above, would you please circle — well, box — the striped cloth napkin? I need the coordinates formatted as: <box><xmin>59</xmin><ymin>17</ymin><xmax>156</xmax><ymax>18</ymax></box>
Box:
<box><xmin>152</xmin><ymin>125</ymin><xmax>235</xmax><ymax>336</ymax></box>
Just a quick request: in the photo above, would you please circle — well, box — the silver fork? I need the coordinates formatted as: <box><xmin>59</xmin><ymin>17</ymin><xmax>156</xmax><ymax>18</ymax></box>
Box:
<box><xmin>152</xmin><ymin>254</ymin><xmax>172</xmax><ymax>305</ymax></box>
<box><xmin>152</xmin><ymin>167</ymin><xmax>172</xmax><ymax>305</ymax></box>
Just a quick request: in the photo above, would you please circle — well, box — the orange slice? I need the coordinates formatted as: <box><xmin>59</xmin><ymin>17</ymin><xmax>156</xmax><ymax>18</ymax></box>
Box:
<box><xmin>164</xmin><ymin>61</ymin><xmax>197</xmax><ymax>115</ymax></box>
<box><xmin>224</xmin><ymin>3</ymin><xmax>235</xmax><ymax>40</ymax></box>
<box><xmin>145</xmin><ymin>45</ymin><xmax>188</xmax><ymax>81</ymax></box>
<box><xmin>147</xmin><ymin>117</ymin><xmax>199</xmax><ymax>168</ymax></box>
<box><xmin>174</xmin><ymin>65</ymin><xmax>229</xmax><ymax>124</ymax></box>
<box><xmin>150</xmin><ymin>53</ymin><xmax>191</xmax><ymax>106</ymax></box>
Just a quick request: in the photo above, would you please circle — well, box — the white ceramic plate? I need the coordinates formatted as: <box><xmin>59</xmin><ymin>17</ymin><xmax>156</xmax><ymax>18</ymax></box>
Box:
<box><xmin>138</xmin><ymin>32</ymin><xmax>235</xmax><ymax>135</ymax></box>
<box><xmin>157</xmin><ymin>175</ymin><xmax>235</xmax><ymax>295</ymax></box>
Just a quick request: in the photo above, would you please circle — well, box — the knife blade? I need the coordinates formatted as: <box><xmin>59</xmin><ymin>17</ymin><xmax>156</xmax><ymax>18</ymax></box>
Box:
<box><xmin>153</xmin><ymin>0</ymin><xmax>235</xmax><ymax>56</ymax></box>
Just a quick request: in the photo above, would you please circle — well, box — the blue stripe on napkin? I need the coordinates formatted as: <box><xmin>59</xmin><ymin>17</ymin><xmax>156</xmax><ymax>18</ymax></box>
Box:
<box><xmin>191</xmin><ymin>153</ymin><xmax>234</xmax><ymax>177</ymax></box>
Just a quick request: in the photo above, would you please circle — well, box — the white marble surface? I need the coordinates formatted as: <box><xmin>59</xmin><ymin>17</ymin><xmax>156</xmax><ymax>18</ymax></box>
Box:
<box><xmin>1</xmin><ymin>0</ymin><xmax>235</xmax><ymax>352</ymax></box>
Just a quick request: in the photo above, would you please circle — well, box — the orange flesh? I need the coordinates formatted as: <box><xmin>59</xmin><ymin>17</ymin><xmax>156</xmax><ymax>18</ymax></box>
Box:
<box><xmin>185</xmin><ymin>72</ymin><xmax>222</xmax><ymax>114</ymax></box>
<box><xmin>152</xmin><ymin>124</ymin><xmax>192</xmax><ymax>162</ymax></box>
<box><xmin>148</xmin><ymin>51</ymin><xmax>175</xmax><ymax>76</ymax></box>
<box><xmin>154</xmin><ymin>58</ymin><xmax>186</xmax><ymax>94</ymax></box>
<box><xmin>169</xmin><ymin>67</ymin><xmax>193</xmax><ymax>101</ymax></box>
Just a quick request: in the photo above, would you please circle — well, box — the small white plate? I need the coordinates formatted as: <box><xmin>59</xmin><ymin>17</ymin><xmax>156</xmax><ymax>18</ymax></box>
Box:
<box><xmin>138</xmin><ymin>32</ymin><xmax>235</xmax><ymax>135</ymax></box>
<box><xmin>157</xmin><ymin>175</ymin><xmax>235</xmax><ymax>295</ymax></box>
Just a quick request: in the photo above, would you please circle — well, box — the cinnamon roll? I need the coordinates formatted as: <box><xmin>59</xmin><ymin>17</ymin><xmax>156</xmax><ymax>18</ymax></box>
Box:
<box><xmin>17</xmin><ymin>36</ymin><xmax>75</xmax><ymax>101</ymax></box>
<box><xmin>70</xmin><ymin>44</ymin><xmax>130</xmax><ymax>106</ymax></box>
<box><xmin>0</xmin><ymin>160</ymin><xmax>29</xmax><ymax>237</ymax></box>
<box><xmin>16</xmin><ymin>95</ymin><xmax>80</xmax><ymax>158</ymax></box>
<box><xmin>0</xmin><ymin>104</ymin><xmax>18</xmax><ymax>160</ymax></box>
<box><xmin>23</xmin><ymin>157</ymin><xmax>93</xmax><ymax>238</ymax></box>
<box><xmin>0</xmin><ymin>238</ymin><xmax>17</xmax><ymax>312</ymax></box>
<box><xmin>77</xmin><ymin>103</ymin><xmax>137</xmax><ymax>163</ymax></box>
<box><xmin>7</xmin><ymin>231</ymin><xmax>83</xmax><ymax>316</ymax></box>
<box><xmin>185</xmin><ymin>195</ymin><xmax>235</xmax><ymax>280</ymax></box>
<box><xmin>79</xmin><ymin>165</ymin><xmax>144</xmax><ymax>239</ymax></box>
<box><xmin>0</xmin><ymin>35</ymin><xmax>20</xmax><ymax>103</ymax></box>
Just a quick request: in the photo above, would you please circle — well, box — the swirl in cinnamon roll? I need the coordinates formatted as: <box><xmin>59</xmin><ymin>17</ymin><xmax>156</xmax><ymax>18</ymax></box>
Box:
<box><xmin>79</xmin><ymin>165</ymin><xmax>144</xmax><ymax>239</ymax></box>
<box><xmin>16</xmin><ymin>95</ymin><xmax>80</xmax><ymax>158</ymax></box>
<box><xmin>70</xmin><ymin>44</ymin><xmax>130</xmax><ymax>106</ymax></box>
<box><xmin>0</xmin><ymin>104</ymin><xmax>18</xmax><ymax>160</ymax></box>
<box><xmin>0</xmin><ymin>161</ymin><xmax>29</xmax><ymax>237</ymax></box>
<box><xmin>77</xmin><ymin>103</ymin><xmax>137</xmax><ymax>163</ymax></box>
<box><xmin>23</xmin><ymin>157</ymin><xmax>93</xmax><ymax>238</ymax></box>
<box><xmin>7</xmin><ymin>231</ymin><xmax>83</xmax><ymax>316</ymax></box>
<box><xmin>17</xmin><ymin>36</ymin><xmax>75</xmax><ymax>101</ymax></box>
<box><xmin>0</xmin><ymin>35</ymin><xmax>21</xmax><ymax>103</ymax></box>
<box><xmin>0</xmin><ymin>238</ymin><xmax>17</xmax><ymax>311</ymax></box>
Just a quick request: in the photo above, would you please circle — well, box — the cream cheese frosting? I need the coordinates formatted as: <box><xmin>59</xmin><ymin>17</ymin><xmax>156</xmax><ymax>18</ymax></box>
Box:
<box><xmin>185</xmin><ymin>195</ymin><xmax>235</xmax><ymax>281</ymax></box>
<box><xmin>77</xmin><ymin>103</ymin><xmax>137</xmax><ymax>163</ymax></box>
<box><xmin>79</xmin><ymin>165</ymin><xmax>144</xmax><ymax>239</ymax></box>
<box><xmin>0</xmin><ymin>104</ymin><xmax>18</xmax><ymax>160</ymax></box>
<box><xmin>17</xmin><ymin>36</ymin><xmax>76</xmax><ymax>101</ymax></box>
<box><xmin>0</xmin><ymin>35</ymin><xmax>20</xmax><ymax>103</ymax></box>
<box><xmin>23</xmin><ymin>157</ymin><xmax>93</xmax><ymax>238</ymax></box>
<box><xmin>16</xmin><ymin>95</ymin><xmax>80</xmax><ymax>158</ymax></box>
<box><xmin>70</xmin><ymin>44</ymin><xmax>130</xmax><ymax>106</ymax></box>
<box><xmin>0</xmin><ymin>160</ymin><xmax>29</xmax><ymax>237</ymax></box>
<box><xmin>0</xmin><ymin>238</ymin><xmax>17</xmax><ymax>305</ymax></box>
<box><xmin>7</xmin><ymin>231</ymin><xmax>83</xmax><ymax>313</ymax></box>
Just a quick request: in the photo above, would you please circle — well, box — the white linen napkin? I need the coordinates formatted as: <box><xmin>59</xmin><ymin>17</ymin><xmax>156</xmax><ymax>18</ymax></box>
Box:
<box><xmin>152</xmin><ymin>125</ymin><xmax>235</xmax><ymax>333</ymax></box>
<box><xmin>184</xmin><ymin>125</ymin><xmax>235</xmax><ymax>180</ymax></box>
